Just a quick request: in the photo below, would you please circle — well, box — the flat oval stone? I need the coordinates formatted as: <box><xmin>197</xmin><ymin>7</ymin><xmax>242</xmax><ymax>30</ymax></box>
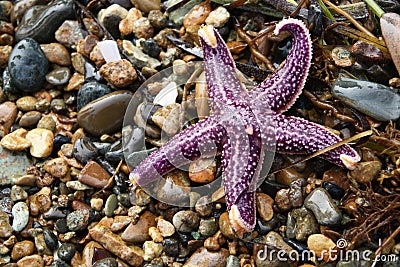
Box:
<box><xmin>46</xmin><ymin>67</ymin><xmax>70</xmax><ymax>85</ymax></box>
<box><xmin>11</xmin><ymin>202</ymin><xmax>29</xmax><ymax>232</ymax></box>
<box><xmin>8</xmin><ymin>38</ymin><xmax>48</xmax><ymax>92</ymax></box>
<box><xmin>77</xmin><ymin>90</ymin><xmax>133</xmax><ymax>136</ymax></box>
<box><xmin>15</xmin><ymin>0</ymin><xmax>75</xmax><ymax>43</ymax></box>
<box><xmin>332</xmin><ymin>77</ymin><xmax>400</xmax><ymax>121</ymax></box>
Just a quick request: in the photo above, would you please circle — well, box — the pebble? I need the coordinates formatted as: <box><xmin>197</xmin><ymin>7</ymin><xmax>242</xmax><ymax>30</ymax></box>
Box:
<box><xmin>152</xmin><ymin>103</ymin><xmax>181</xmax><ymax>136</ymax></box>
<box><xmin>89</xmin><ymin>221</ymin><xmax>144</xmax><ymax>266</ymax></box>
<box><xmin>132</xmin><ymin>17</ymin><xmax>154</xmax><ymax>39</ymax></box>
<box><xmin>104</xmin><ymin>194</ymin><xmax>118</xmax><ymax>217</ymax></box>
<box><xmin>167</xmin><ymin>0</ymin><xmax>202</xmax><ymax>25</ymax></box>
<box><xmin>256</xmin><ymin>192</ymin><xmax>274</xmax><ymax>221</ymax></box>
<box><xmin>156</xmin><ymin>170</ymin><xmax>191</xmax><ymax>204</ymax></box>
<box><xmin>148</xmin><ymin>10</ymin><xmax>167</xmax><ymax>29</ymax></box>
<box><xmin>19</xmin><ymin>111</ymin><xmax>41</xmax><ymax>128</ymax></box>
<box><xmin>99</xmin><ymin>59</ymin><xmax>137</xmax><ymax>88</ymax></box>
<box><xmin>141</xmin><ymin>38</ymin><xmax>161</xmax><ymax>58</ymax></box>
<box><xmin>350</xmin><ymin>161</ymin><xmax>382</xmax><ymax>184</ymax></box>
<box><xmin>46</xmin><ymin>67</ymin><xmax>70</xmax><ymax>85</ymax></box>
<box><xmin>183</xmin><ymin>247</ymin><xmax>229</xmax><ymax>267</ymax></box>
<box><xmin>16</xmin><ymin>96</ymin><xmax>37</xmax><ymax>112</ymax></box>
<box><xmin>11</xmin><ymin>240</ymin><xmax>35</xmax><ymax>261</ymax></box>
<box><xmin>122</xmin><ymin>39</ymin><xmax>161</xmax><ymax>69</ymax></box>
<box><xmin>157</xmin><ymin>218</ymin><xmax>175</xmax><ymax>237</ymax></box>
<box><xmin>8</xmin><ymin>38</ymin><xmax>49</xmax><ymax>92</ymax></box>
<box><xmin>50</xmin><ymin>99</ymin><xmax>67</xmax><ymax>114</ymax></box>
<box><xmin>188</xmin><ymin>158</ymin><xmax>216</xmax><ymax>184</ymax></box>
<box><xmin>66</xmin><ymin>180</ymin><xmax>93</xmax><ymax>190</ymax></box>
<box><xmin>291</xmin><ymin>206</ymin><xmax>319</xmax><ymax>241</ymax></box>
<box><xmin>40</xmin><ymin>43</ymin><xmax>71</xmax><ymax>66</ymax></box>
<box><xmin>66</xmin><ymin>209</ymin><xmax>90</xmax><ymax>231</ymax></box>
<box><xmin>148</xmin><ymin>226</ymin><xmax>163</xmax><ymax>242</ymax></box>
<box><xmin>219</xmin><ymin>212</ymin><xmax>235</xmax><ymax>239</ymax></box>
<box><xmin>195</xmin><ymin>196</ymin><xmax>212</xmax><ymax>217</ymax></box>
<box><xmin>43</xmin><ymin>228</ymin><xmax>58</xmax><ymax>250</ymax></box>
<box><xmin>10</xmin><ymin>185</ymin><xmax>27</xmax><ymax>201</ymax></box>
<box><xmin>0</xmin><ymin>45</ymin><xmax>11</xmax><ymax>68</ymax></box>
<box><xmin>143</xmin><ymin>241</ymin><xmax>163</xmax><ymax>261</ymax></box>
<box><xmin>119</xmin><ymin>7</ymin><xmax>142</xmax><ymax>35</ymax></box>
<box><xmin>226</xmin><ymin>255</ymin><xmax>240</xmax><ymax>267</ymax></box>
<box><xmin>121</xmin><ymin>211</ymin><xmax>156</xmax><ymax>243</ymax></box>
<box><xmin>0</xmin><ymin>210</ymin><xmax>12</xmax><ymax>238</ymax></box>
<box><xmin>55</xmin><ymin>219</ymin><xmax>69</xmax><ymax>234</ymax></box>
<box><xmin>307</xmin><ymin>234</ymin><xmax>336</xmax><ymax>261</ymax></box>
<box><xmin>1</xmin><ymin>128</ymin><xmax>31</xmax><ymax>151</ymax></box>
<box><xmin>29</xmin><ymin>187</ymin><xmax>51</xmax><ymax>216</ymax></box>
<box><xmin>331</xmin><ymin>47</ymin><xmax>353</xmax><ymax>67</ymax></box>
<box><xmin>11</xmin><ymin>202</ymin><xmax>29</xmax><ymax>231</ymax></box>
<box><xmin>98</xmin><ymin>4</ymin><xmax>128</xmax><ymax>23</ymax></box>
<box><xmin>183</xmin><ymin>1</ymin><xmax>211</xmax><ymax>28</ymax></box>
<box><xmin>162</xmin><ymin>237</ymin><xmax>179</xmax><ymax>256</ymax></box>
<box><xmin>205</xmin><ymin>6</ymin><xmax>230</xmax><ymax>28</ymax></box>
<box><xmin>199</xmin><ymin>218</ymin><xmax>218</xmax><ymax>237</ymax></box>
<box><xmin>173</xmin><ymin>210</ymin><xmax>200</xmax><ymax>233</ymax></box>
<box><xmin>77</xmin><ymin>90</ymin><xmax>133</xmax><ymax>136</ymax></box>
<box><xmin>57</xmin><ymin>243</ymin><xmax>76</xmax><ymax>262</ymax></box>
<box><xmin>381</xmin><ymin>12</ymin><xmax>400</xmax><ymax>74</ymax></box>
<box><xmin>93</xmin><ymin>258</ymin><xmax>118</xmax><ymax>267</ymax></box>
<box><xmin>44</xmin><ymin>158</ymin><xmax>69</xmax><ymax>178</ymax></box>
<box><xmin>0</xmin><ymin>101</ymin><xmax>17</xmax><ymax>136</ymax></box>
<box><xmin>55</xmin><ymin>20</ymin><xmax>83</xmax><ymax>48</ymax></box>
<box><xmin>76</xmin><ymin>81</ymin><xmax>111</xmax><ymax>111</ymax></box>
<box><xmin>16</xmin><ymin>254</ymin><xmax>44</xmax><ymax>267</ymax></box>
<box><xmin>332</xmin><ymin>77</ymin><xmax>400</xmax><ymax>121</ymax></box>
<box><xmin>131</xmin><ymin>0</ymin><xmax>161</xmax><ymax>13</ymax></box>
<box><xmin>321</xmin><ymin>181</ymin><xmax>345</xmax><ymax>199</ymax></box>
<box><xmin>25</xmin><ymin>128</ymin><xmax>54</xmax><ymax>158</ymax></box>
<box><xmin>304</xmin><ymin>188</ymin><xmax>342</xmax><ymax>225</ymax></box>
<box><xmin>78</xmin><ymin>160</ymin><xmax>111</xmax><ymax>188</ymax></box>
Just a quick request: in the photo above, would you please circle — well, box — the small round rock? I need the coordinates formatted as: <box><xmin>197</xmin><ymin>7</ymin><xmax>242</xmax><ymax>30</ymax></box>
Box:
<box><xmin>172</xmin><ymin>210</ymin><xmax>200</xmax><ymax>233</ymax></box>
<box><xmin>57</xmin><ymin>243</ymin><xmax>76</xmax><ymax>262</ymax></box>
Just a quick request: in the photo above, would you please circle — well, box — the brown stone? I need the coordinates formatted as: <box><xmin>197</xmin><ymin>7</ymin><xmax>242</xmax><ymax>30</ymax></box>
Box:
<box><xmin>16</xmin><ymin>96</ymin><xmax>37</xmax><ymax>111</ymax></box>
<box><xmin>19</xmin><ymin>111</ymin><xmax>42</xmax><ymax>128</ymax></box>
<box><xmin>66</xmin><ymin>72</ymin><xmax>85</xmax><ymax>91</ymax></box>
<box><xmin>89</xmin><ymin>45</ymin><xmax>105</xmax><ymax>66</ymax></box>
<box><xmin>307</xmin><ymin>234</ymin><xmax>336</xmax><ymax>261</ymax></box>
<box><xmin>17</xmin><ymin>254</ymin><xmax>44</xmax><ymax>267</ymax></box>
<box><xmin>0</xmin><ymin>210</ymin><xmax>12</xmax><ymax>238</ymax></box>
<box><xmin>121</xmin><ymin>211</ymin><xmax>156</xmax><ymax>243</ymax></box>
<box><xmin>29</xmin><ymin>187</ymin><xmax>51</xmax><ymax>216</ymax></box>
<box><xmin>131</xmin><ymin>0</ymin><xmax>160</xmax><ymax>13</ymax></box>
<box><xmin>218</xmin><ymin>212</ymin><xmax>235</xmax><ymax>239</ymax></box>
<box><xmin>89</xmin><ymin>225</ymin><xmax>144</xmax><ymax>266</ymax></box>
<box><xmin>256</xmin><ymin>192</ymin><xmax>274</xmax><ymax>221</ymax></box>
<box><xmin>183</xmin><ymin>1</ymin><xmax>211</xmax><ymax>28</ymax></box>
<box><xmin>78</xmin><ymin>161</ymin><xmax>111</xmax><ymax>188</ymax></box>
<box><xmin>183</xmin><ymin>247</ymin><xmax>229</xmax><ymax>267</ymax></box>
<box><xmin>1</xmin><ymin>128</ymin><xmax>31</xmax><ymax>151</ymax></box>
<box><xmin>71</xmin><ymin>200</ymin><xmax>90</xmax><ymax>211</ymax></box>
<box><xmin>25</xmin><ymin>128</ymin><xmax>54</xmax><ymax>158</ymax></box>
<box><xmin>40</xmin><ymin>43</ymin><xmax>71</xmax><ymax>66</ymax></box>
<box><xmin>11</xmin><ymin>240</ymin><xmax>35</xmax><ymax>260</ymax></box>
<box><xmin>132</xmin><ymin>17</ymin><xmax>154</xmax><ymax>39</ymax></box>
<box><xmin>0</xmin><ymin>101</ymin><xmax>17</xmax><ymax>136</ymax></box>
<box><xmin>111</xmin><ymin>216</ymin><xmax>132</xmax><ymax>232</ymax></box>
<box><xmin>188</xmin><ymin>158</ymin><xmax>216</xmax><ymax>184</ymax></box>
<box><xmin>350</xmin><ymin>161</ymin><xmax>382</xmax><ymax>184</ymax></box>
<box><xmin>44</xmin><ymin>157</ymin><xmax>69</xmax><ymax>178</ymax></box>
<box><xmin>0</xmin><ymin>45</ymin><xmax>12</xmax><ymax>67</ymax></box>
<box><xmin>99</xmin><ymin>59</ymin><xmax>137</xmax><ymax>88</ymax></box>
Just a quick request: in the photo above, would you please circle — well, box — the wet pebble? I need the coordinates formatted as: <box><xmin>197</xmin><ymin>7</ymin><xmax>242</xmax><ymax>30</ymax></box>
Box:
<box><xmin>93</xmin><ymin>258</ymin><xmax>118</xmax><ymax>267</ymax></box>
<box><xmin>304</xmin><ymin>188</ymin><xmax>342</xmax><ymax>225</ymax></box>
<box><xmin>72</xmin><ymin>138</ymin><xmax>98</xmax><ymax>164</ymax></box>
<box><xmin>0</xmin><ymin>101</ymin><xmax>17</xmax><ymax>135</ymax></box>
<box><xmin>256</xmin><ymin>192</ymin><xmax>274</xmax><ymax>222</ymax></box>
<box><xmin>40</xmin><ymin>43</ymin><xmax>71</xmax><ymax>66</ymax></box>
<box><xmin>0</xmin><ymin>210</ymin><xmax>12</xmax><ymax>238</ymax></box>
<box><xmin>195</xmin><ymin>196</ymin><xmax>212</xmax><ymax>217</ymax></box>
<box><xmin>11</xmin><ymin>240</ymin><xmax>35</xmax><ymax>261</ymax></box>
<box><xmin>157</xmin><ymin>218</ymin><xmax>175</xmax><ymax>237</ymax></box>
<box><xmin>131</xmin><ymin>0</ymin><xmax>160</xmax><ymax>13</ymax></box>
<box><xmin>99</xmin><ymin>59</ymin><xmax>137</xmax><ymax>88</ymax></box>
<box><xmin>16</xmin><ymin>96</ymin><xmax>37</xmax><ymax>112</ymax></box>
<box><xmin>122</xmin><ymin>40</ymin><xmax>161</xmax><ymax>69</ymax></box>
<box><xmin>121</xmin><ymin>211</ymin><xmax>156</xmax><ymax>243</ymax></box>
<box><xmin>43</xmin><ymin>228</ymin><xmax>58</xmax><ymax>250</ymax></box>
<box><xmin>25</xmin><ymin>128</ymin><xmax>53</xmax><ymax>158</ymax></box>
<box><xmin>16</xmin><ymin>254</ymin><xmax>44</xmax><ymax>267</ymax></box>
<box><xmin>11</xmin><ymin>201</ymin><xmax>29</xmax><ymax>232</ymax></box>
<box><xmin>143</xmin><ymin>241</ymin><xmax>163</xmax><ymax>261</ymax></box>
<box><xmin>205</xmin><ymin>6</ymin><xmax>230</xmax><ymax>28</ymax></box>
<box><xmin>142</xmin><ymin>38</ymin><xmax>161</xmax><ymax>58</ymax></box>
<box><xmin>332</xmin><ymin>77</ymin><xmax>400</xmax><ymax>121</ymax></box>
<box><xmin>19</xmin><ymin>111</ymin><xmax>42</xmax><ymax>128</ymax></box>
<box><xmin>66</xmin><ymin>209</ymin><xmax>90</xmax><ymax>231</ymax></box>
<box><xmin>184</xmin><ymin>247</ymin><xmax>229</xmax><ymax>267</ymax></box>
<box><xmin>199</xmin><ymin>218</ymin><xmax>218</xmax><ymax>237</ymax></box>
<box><xmin>44</xmin><ymin>158</ymin><xmax>69</xmax><ymax>178</ymax></box>
<box><xmin>78</xmin><ymin>161</ymin><xmax>111</xmax><ymax>188</ymax></box>
<box><xmin>57</xmin><ymin>243</ymin><xmax>75</xmax><ymax>262</ymax></box>
<box><xmin>291</xmin><ymin>206</ymin><xmax>319</xmax><ymax>241</ymax></box>
<box><xmin>77</xmin><ymin>90</ymin><xmax>133</xmax><ymax>136</ymax></box>
<box><xmin>173</xmin><ymin>210</ymin><xmax>200</xmax><ymax>233</ymax></box>
<box><xmin>104</xmin><ymin>194</ymin><xmax>118</xmax><ymax>217</ymax></box>
<box><xmin>322</xmin><ymin>181</ymin><xmax>345</xmax><ymax>199</ymax></box>
<box><xmin>132</xmin><ymin>17</ymin><xmax>154</xmax><ymax>39</ymax></box>
<box><xmin>307</xmin><ymin>234</ymin><xmax>336</xmax><ymax>261</ymax></box>
<box><xmin>46</xmin><ymin>67</ymin><xmax>70</xmax><ymax>85</ymax></box>
<box><xmin>219</xmin><ymin>212</ymin><xmax>235</xmax><ymax>239</ymax></box>
<box><xmin>183</xmin><ymin>1</ymin><xmax>211</xmax><ymax>27</ymax></box>
<box><xmin>8</xmin><ymin>38</ymin><xmax>48</xmax><ymax>92</ymax></box>
<box><xmin>10</xmin><ymin>185</ymin><xmax>28</xmax><ymax>201</ymax></box>
<box><xmin>350</xmin><ymin>161</ymin><xmax>382</xmax><ymax>184</ymax></box>
<box><xmin>162</xmin><ymin>237</ymin><xmax>179</xmax><ymax>256</ymax></box>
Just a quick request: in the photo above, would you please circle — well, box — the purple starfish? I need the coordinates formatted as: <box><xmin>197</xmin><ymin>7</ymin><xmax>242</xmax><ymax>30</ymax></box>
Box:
<box><xmin>129</xmin><ymin>18</ymin><xmax>360</xmax><ymax>237</ymax></box>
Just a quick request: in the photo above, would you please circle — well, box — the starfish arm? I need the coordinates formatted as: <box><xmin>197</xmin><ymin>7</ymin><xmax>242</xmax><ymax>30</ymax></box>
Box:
<box><xmin>198</xmin><ymin>25</ymin><xmax>249</xmax><ymax>114</ymax></box>
<box><xmin>249</xmin><ymin>18</ymin><xmax>312</xmax><ymax>113</ymax></box>
<box><xmin>272</xmin><ymin>114</ymin><xmax>361</xmax><ymax>169</ymax></box>
<box><xmin>129</xmin><ymin>117</ymin><xmax>226</xmax><ymax>186</ymax></box>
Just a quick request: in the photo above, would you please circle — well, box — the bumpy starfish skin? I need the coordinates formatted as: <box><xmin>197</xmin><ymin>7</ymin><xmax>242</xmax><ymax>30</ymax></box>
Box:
<box><xmin>130</xmin><ymin>18</ymin><xmax>361</xmax><ymax>236</ymax></box>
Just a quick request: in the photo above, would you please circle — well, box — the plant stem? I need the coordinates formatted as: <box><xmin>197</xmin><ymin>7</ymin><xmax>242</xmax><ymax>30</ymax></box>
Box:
<box><xmin>363</xmin><ymin>0</ymin><xmax>385</xmax><ymax>18</ymax></box>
